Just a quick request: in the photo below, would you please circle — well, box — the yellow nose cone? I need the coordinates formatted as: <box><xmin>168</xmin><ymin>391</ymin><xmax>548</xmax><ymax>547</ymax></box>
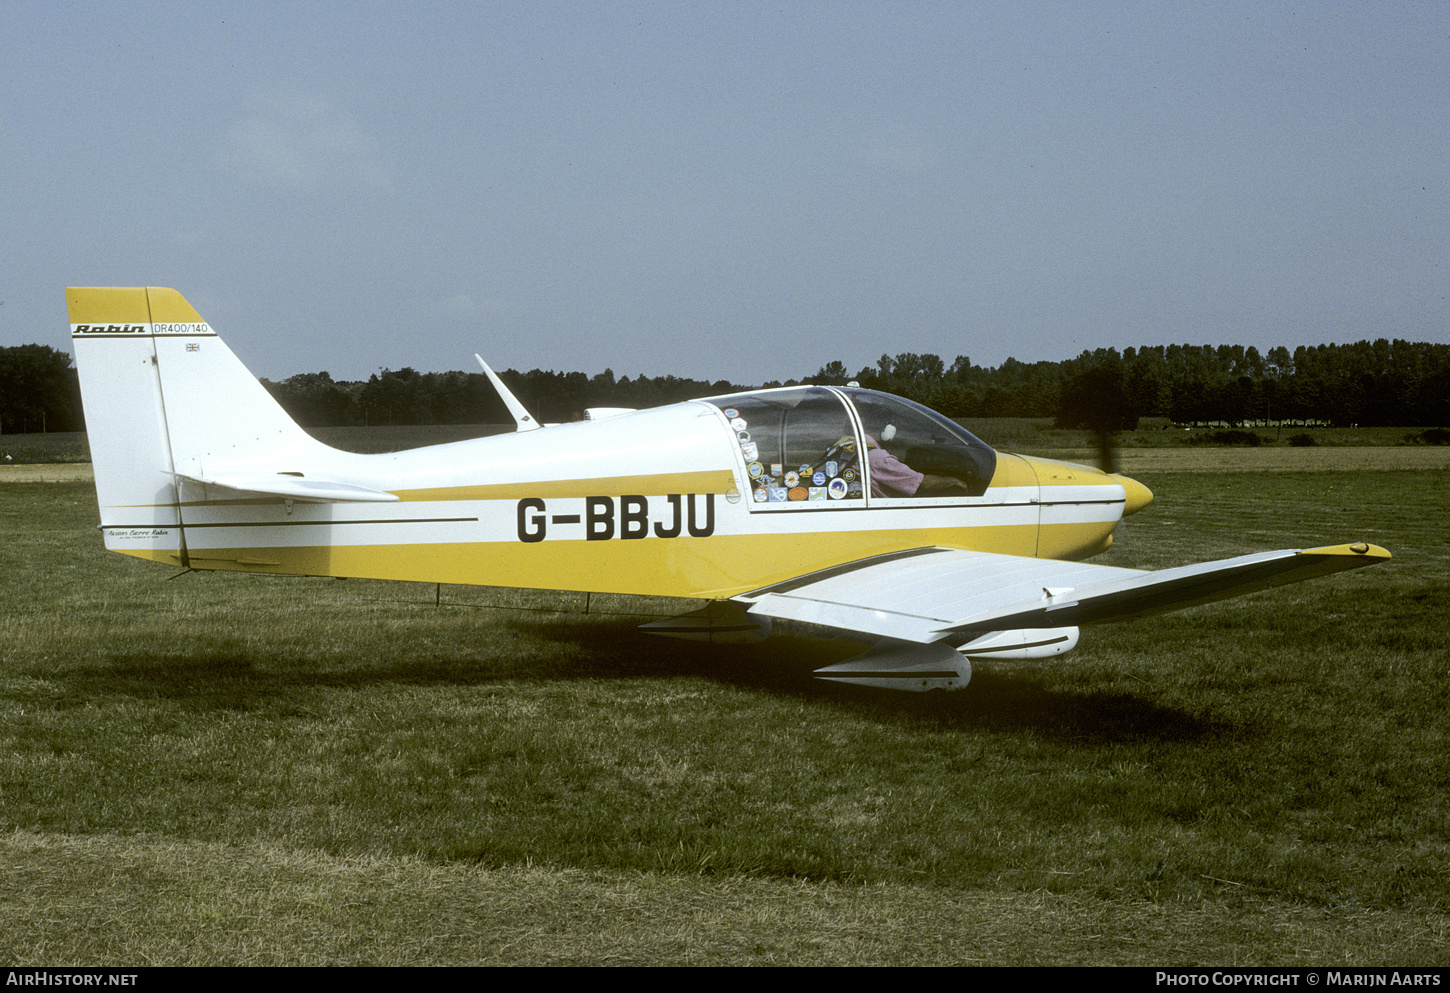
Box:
<box><xmin>1112</xmin><ymin>474</ymin><xmax>1154</xmax><ymax>516</ymax></box>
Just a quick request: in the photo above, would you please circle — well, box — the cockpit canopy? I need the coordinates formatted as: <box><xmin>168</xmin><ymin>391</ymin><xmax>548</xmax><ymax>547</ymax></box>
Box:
<box><xmin>702</xmin><ymin>386</ymin><xmax>996</xmax><ymax>504</ymax></box>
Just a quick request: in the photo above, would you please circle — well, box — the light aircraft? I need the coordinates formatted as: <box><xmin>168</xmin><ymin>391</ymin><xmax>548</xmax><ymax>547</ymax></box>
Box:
<box><xmin>67</xmin><ymin>287</ymin><xmax>1389</xmax><ymax>691</ymax></box>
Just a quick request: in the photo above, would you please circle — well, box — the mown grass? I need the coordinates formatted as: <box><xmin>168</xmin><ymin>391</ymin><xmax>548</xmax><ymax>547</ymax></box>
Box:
<box><xmin>0</xmin><ymin>431</ymin><xmax>90</xmax><ymax>463</ymax></box>
<box><xmin>1</xmin><ymin>473</ymin><xmax>1446</xmax><ymax>964</ymax></box>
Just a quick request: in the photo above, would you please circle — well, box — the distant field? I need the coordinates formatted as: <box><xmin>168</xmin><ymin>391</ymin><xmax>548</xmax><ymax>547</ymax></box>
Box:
<box><xmin>1054</xmin><ymin>446</ymin><xmax>1450</xmax><ymax>473</ymax></box>
<box><xmin>0</xmin><ymin>430</ymin><xmax>89</xmax><ymax>463</ymax></box>
<box><xmin>964</xmin><ymin>418</ymin><xmax>1443</xmax><ymax>452</ymax></box>
<box><xmin>0</xmin><ymin>468</ymin><xmax>1445</xmax><ymax>965</ymax></box>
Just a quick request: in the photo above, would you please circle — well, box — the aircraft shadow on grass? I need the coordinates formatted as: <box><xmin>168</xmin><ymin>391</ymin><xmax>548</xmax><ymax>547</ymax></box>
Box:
<box><xmin>37</xmin><ymin>614</ymin><xmax>1228</xmax><ymax>746</ymax></box>
<box><xmin>516</xmin><ymin>615</ymin><xmax>1233</xmax><ymax>743</ymax></box>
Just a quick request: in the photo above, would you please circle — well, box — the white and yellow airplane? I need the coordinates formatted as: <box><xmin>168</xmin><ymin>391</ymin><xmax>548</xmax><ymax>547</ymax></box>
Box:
<box><xmin>67</xmin><ymin>287</ymin><xmax>1390</xmax><ymax>691</ymax></box>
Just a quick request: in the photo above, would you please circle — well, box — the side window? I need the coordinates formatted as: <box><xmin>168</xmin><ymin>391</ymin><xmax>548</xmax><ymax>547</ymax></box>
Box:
<box><xmin>842</xmin><ymin>390</ymin><xmax>998</xmax><ymax>499</ymax></box>
<box><xmin>704</xmin><ymin>389</ymin><xmax>865</xmax><ymax>506</ymax></box>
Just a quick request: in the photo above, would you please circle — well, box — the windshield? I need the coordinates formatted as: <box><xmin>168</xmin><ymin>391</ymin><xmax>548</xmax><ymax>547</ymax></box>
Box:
<box><xmin>841</xmin><ymin>389</ymin><xmax>997</xmax><ymax>497</ymax></box>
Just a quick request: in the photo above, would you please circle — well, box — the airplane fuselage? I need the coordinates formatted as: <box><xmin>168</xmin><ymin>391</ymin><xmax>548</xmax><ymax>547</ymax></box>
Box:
<box><xmin>102</xmin><ymin>393</ymin><xmax>1141</xmax><ymax>598</ymax></box>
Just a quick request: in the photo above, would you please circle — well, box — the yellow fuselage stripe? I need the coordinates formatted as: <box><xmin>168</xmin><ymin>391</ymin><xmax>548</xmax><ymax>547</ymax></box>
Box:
<box><xmin>117</xmin><ymin>517</ymin><xmax>1120</xmax><ymax>599</ymax></box>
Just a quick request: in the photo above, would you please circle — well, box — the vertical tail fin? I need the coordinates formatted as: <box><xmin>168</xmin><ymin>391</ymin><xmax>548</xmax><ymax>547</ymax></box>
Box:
<box><xmin>67</xmin><ymin>287</ymin><xmax>336</xmax><ymax>565</ymax></box>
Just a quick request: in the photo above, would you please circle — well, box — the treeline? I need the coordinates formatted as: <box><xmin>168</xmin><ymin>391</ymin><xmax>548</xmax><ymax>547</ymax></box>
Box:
<box><xmin>2</xmin><ymin>339</ymin><xmax>1447</xmax><ymax>435</ymax></box>
<box><xmin>817</xmin><ymin>340</ymin><xmax>1450</xmax><ymax>429</ymax></box>
<box><xmin>259</xmin><ymin>367</ymin><xmax>746</xmax><ymax>428</ymax></box>
<box><xmin>0</xmin><ymin>345</ymin><xmax>82</xmax><ymax>434</ymax></box>
<box><xmin>262</xmin><ymin>339</ymin><xmax>1448</xmax><ymax>431</ymax></box>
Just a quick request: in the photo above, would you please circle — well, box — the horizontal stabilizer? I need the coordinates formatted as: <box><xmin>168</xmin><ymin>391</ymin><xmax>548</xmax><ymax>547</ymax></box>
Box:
<box><xmin>175</xmin><ymin>471</ymin><xmax>400</xmax><ymax>503</ymax></box>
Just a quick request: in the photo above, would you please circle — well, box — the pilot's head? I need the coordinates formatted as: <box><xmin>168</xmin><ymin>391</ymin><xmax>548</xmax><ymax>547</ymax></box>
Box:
<box><xmin>832</xmin><ymin>434</ymin><xmax>877</xmax><ymax>455</ymax></box>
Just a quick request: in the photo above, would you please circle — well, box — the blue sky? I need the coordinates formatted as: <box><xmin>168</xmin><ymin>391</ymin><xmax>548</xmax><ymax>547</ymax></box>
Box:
<box><xmin>4</xmin><ymin>1</ymin><xmax>1445</xmax><ymax>386</ymax></box>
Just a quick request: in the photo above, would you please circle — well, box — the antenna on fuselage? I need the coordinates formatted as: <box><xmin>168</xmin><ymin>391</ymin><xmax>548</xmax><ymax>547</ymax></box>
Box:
<box><xmin>474</xmin><ymin>354</ymin><xmax>541</xmax><ymax>432</ymax></box>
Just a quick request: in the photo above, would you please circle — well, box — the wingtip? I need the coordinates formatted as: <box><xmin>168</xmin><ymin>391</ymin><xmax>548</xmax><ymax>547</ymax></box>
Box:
<box><xmin>1300</xmin><ymin>542</ymin><xmax>1392</xmax><ymax>561</ymax></box>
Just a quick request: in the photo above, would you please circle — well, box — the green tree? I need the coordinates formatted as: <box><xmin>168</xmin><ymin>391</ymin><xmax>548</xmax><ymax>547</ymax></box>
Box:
<box><xmin>0</xmin><ymin>344</ymin><xmax>80</xmax><ymax>433</ymax></box>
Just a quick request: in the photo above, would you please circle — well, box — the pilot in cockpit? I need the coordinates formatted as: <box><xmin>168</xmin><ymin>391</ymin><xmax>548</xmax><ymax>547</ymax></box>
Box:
<box><xmin>829</xmin><ymin>424</ymin><xmax>972</xmax><ymax>498</ymax></box>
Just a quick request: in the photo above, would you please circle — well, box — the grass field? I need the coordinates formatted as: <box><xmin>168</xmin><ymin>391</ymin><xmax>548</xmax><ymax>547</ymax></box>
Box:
<box><xmin>1</xmin><ymin>465</ymin><xmax>1446</xmax><ymax>965</ymax></box>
